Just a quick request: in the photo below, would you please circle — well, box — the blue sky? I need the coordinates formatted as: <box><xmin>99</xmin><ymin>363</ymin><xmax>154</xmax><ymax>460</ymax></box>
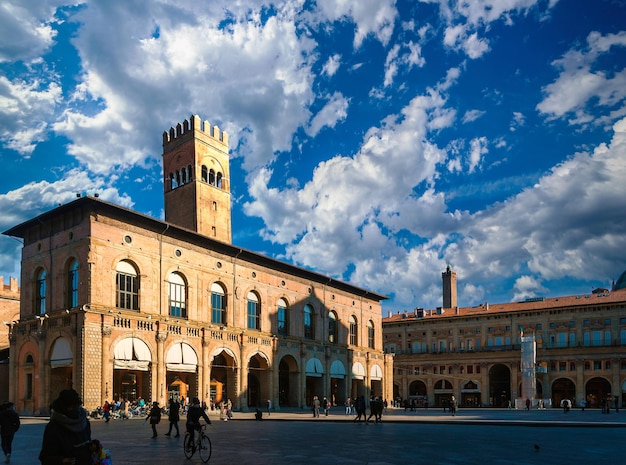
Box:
<box><xmin>1</xmin><ymin>0</ymin><xmax>626</xmax><ymax>315</ymax></box>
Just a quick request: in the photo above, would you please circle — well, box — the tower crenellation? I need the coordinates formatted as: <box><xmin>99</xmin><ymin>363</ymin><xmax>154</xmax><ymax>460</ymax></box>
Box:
<box><xmin>162</xmin><ymin>115</ymin><xmax>228</xmax><ymax>149</ymax></box>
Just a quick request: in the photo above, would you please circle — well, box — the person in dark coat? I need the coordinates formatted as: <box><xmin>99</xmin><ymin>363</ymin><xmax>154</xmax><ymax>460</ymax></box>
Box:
<box><xmin>39</xmin><ymin>389</ymin><xmax>93</xmax><ymax>465</ymax></box>
<box><xmin>0</xmin><ymin>401</ymin><xmax>20</xmax><ymax>463</ymax></box>
<box><xmin>148</xmin><ymin>401</ymin><xmax>162</xmax><ymax>438</ymax></box>
<box><xmin>185</xmin><ymin>398</ymin><xmax>211</xmax><ymax>452</ymax></box>
<box><xmin>164</xmin><ymin>398</ymin><xmax>180</xmax><ymax>437</ymax></box>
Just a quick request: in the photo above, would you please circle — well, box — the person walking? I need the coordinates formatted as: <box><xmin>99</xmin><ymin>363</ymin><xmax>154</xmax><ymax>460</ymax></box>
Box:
<box><xmin>322</xmin><ymin>397</ymin><xmax>329</xmax><ymax>416</ymax></box>
<box><xmin>312</xmin><ymin>396</ymin><xmax>321</xmax><ymax>418</ymax></box>
<box><xmin>102</xmin><ymin>400</ymin><xmax>110</xmax><ymax>422</ymax></box>
<box><xmin>39</xmin><ymin>389</ymin><xmax>93</xmax><ymax>465</ymax></box>
<box><xmin>0</xmin><ymin>401</ymin><xmax>20</xmax><ymax>464</ymax></box>
<box><xmin>266</xmin><ymin>399</ymin><xmax>272</xmax><ymax>416</ymax></box>
<box><xmin>449</xmin><ymin>395</ymin><xmax>457</xmax><ymax>416</ymax></box>
<box><xmin>164</xmin><ymin>398</ymin><xmax>180</xmax><ymax>437</ymax></box>
<box><xmin>147</xmin><ymin>401</ymin><xmax>162</xmax><ymax>438</ymax></box>
<box><xmin>345</xmin><ymin>397</ymin><xmax>351</xmax><ymax>416</ymax></box>
<box><xmin>353</xmin><ymin>396</ymin><xmax>366</xmax><ymax>423</ymax></box>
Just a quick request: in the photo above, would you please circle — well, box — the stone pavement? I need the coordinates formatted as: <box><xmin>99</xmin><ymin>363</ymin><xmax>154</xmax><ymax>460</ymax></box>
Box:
<box><xmin>9</xmin><ymin>407</ymin><xmax>626</xmax><ymax>464</ymax></box>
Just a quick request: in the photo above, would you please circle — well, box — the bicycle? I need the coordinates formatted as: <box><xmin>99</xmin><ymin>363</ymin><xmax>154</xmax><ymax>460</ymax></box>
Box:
<box><xmin>184</xmin><ymin>424</ymin><xmax>212</xmax><ymax>463</ymax></box>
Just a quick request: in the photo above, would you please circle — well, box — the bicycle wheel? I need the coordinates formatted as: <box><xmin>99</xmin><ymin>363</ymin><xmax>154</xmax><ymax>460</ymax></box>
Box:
<box><xmin>183</xmin><ymin>432</ymin><xmax>194</xmax><ymax>459</ymax></box>
<box><xmin>198</xmin><ymin>433</ymin><xmax>212</xmax><ymax>463</ymax></box>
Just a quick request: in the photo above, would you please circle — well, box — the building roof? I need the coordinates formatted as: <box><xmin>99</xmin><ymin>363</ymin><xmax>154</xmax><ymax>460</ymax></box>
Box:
<box><xmin>3</xmin><ymin>195</ymin><xmax>387</xmax><ymax>302</ymax></box>
<box><xmin>383</xmin><ymin>287</ymin><xmax>626</xmax><ymax>324</ymax></box>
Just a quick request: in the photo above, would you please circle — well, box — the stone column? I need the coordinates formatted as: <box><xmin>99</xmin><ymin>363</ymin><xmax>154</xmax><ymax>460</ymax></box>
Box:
<box><xmin>156</xmin><ymin>330</ymin><xmax>168</xmax><ymax>405</ymax></box>
<box><xmin>37</xmin><ymin>328</ymin><xmax>47</xmax><ymax>415</ymax></box>
<box><xmin>201</xmin><ymin>336</ymin><xmax>210</xmax><ymax>404</ymax></box>
<box><xmin>101</xmin><ymin>325</ymin><xmax>112</xmax><ymax>403</ymax></box>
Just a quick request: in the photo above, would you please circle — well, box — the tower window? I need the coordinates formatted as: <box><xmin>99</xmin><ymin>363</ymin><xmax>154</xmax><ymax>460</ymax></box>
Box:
<box><xmin>202</xmin><ymin>166</ymin><xmax>208</xmax><ymax>182</ymax></box>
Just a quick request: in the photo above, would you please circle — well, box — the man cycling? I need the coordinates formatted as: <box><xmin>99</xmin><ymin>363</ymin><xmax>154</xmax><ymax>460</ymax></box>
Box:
<box><xmin>186</xmin><ymin>397</ymin><xmax>211</xmax><ymax>451</ymax></box>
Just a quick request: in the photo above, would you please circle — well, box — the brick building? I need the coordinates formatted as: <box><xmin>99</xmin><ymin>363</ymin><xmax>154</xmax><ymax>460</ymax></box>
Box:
<box><xmin>3</xmin><ymin>115</ymin><xmax>393</xmax><ymax>414</ymax></box>
<box><xmin>0</xmin><ymin>276</ymin><xmax>20</xmax><ymax>401</ymax></box>
<box><xmin>383</xmin><ymin>267</ymin><xmax>626</xmax><ymax>409</ymax></box>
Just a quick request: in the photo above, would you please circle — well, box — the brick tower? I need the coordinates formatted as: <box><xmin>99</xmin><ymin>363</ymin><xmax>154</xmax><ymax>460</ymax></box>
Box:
<box><xmin>162</xmin><ymin>115</ymin><xmax>232</xmax><ymax>243</ymax></box>
<box><xmin>442</xmin><ymin>265</ymin><xmax>457</xmax><ymax>309</ymax></box>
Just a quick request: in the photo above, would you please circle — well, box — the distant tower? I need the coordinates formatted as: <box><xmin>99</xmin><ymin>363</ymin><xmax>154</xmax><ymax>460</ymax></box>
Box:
<box><xmin>162</xmin><ymin>115</ymin><xmax>232</xmax><ymax>243</ymax></box>
<box><xmin>442</xmin><ymin>265</ymin><xmax>457</xmax><ymax>309</ymax></box>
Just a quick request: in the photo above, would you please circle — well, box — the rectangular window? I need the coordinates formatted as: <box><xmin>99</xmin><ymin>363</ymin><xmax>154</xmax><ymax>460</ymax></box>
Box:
<box><xmin>467</xmin><ymin>365</ymin><xmax>473</xmax><ymax>374</ymax></box>
<box><xmin>559</xmin><ymin>362</ymin><xmax>566</xmax><ymax>372</ymax></box>
<box><xmin>592</xmin><ymin>330</ymin><xmax>602</xmax><ymax>346</ymax></box>
<box><xmin>211</xmin><ymin>292</ymin><xmax>225</xmax><ymax>325</ymax></box>
<box><xmin>569</xmin><ymin>333</ymin><xmax>576</xmax><ymax>347</ymax></box>
<box><xmin>117</xmin><ymin>273</ymin><xmax>139</xmax><ymax>310</ymax></box>
<box><xmin>495</xmin><ymin>336</ymin><xmax>503</xmax><ymax>346</ymax></box>
<box><xmin>68</xmin><ymin>267</ymin><xmax>79</xmax><ymax>308</ymax></box>
<box><xmin>594</xmin><ymin>361</ymin><xmax>602</xmax><ymax>370</ymax></box>
<box><xmin>388</xmin><ymin>343</ymin><xmax>396</xmax><ymax>354</ymax></box>
<box><xmin>475</xmin><ymin>339</ymin><xmax>481</xmax><ymax>350</ymax></box>
<box><xmin>277</xmin><ymin>306</ymin><xmax>287</xmax><ymax>336</ymax></box>
<box><xmin>168</xmin><ymin>282</ymin><xmax>186</xmax><ymax>317</ymax></box>
<box><xmin>583</xmin><ymin>332</ymin><xmax>590</xmax><ymax>347</ymax></box>
<box><xmin>247</xmin><ymin>300</ymin><xmax>259</xmax><ymax>330</ymax></box>
<box><xmin>557</xmin><ymin>332</ymin><xmax>567</xmax><ymax>348</ymax></box>
<box><xmin>605</xmin><ymin>330</ymin><xmax>611</xmax><ymax>346</ymax></box>
<box><xmin>412</xmin><ymin>342</ymin><xmax>421</xmax><ymax>353</ymax></box>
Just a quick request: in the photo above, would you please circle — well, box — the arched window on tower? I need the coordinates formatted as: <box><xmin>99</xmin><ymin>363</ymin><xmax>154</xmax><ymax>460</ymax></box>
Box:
<box><xmin>209</xmin><ymin>169</ymin><xmax>216</xmax><ymax>186</ymax></box>
<box><xmin>175</xmin><ymin>171</ymin><xmax>181</xmax><ymax>188</ymax></box>
<box><xmin>170</xmin><ymin>173</ymin><xmax>178</xmax><ymax>189</ymax></box>
<box><xmin>217</xmin><ymin>172</ymin><xmax>223</xmax><ymax>188</ymax></box>
<box><xmin>201</xmin><ymin>166</ymin><xmax>208</xmax><ymax>182</ymax></box>
<box><xmin>187</xmin><ymin>164</ymin><xmax>192</xmax><ymax>182</ymax></box>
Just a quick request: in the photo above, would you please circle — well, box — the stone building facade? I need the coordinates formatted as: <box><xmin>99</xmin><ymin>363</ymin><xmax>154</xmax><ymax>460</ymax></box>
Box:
<box><xmin>3</xmin><ymin>115</ymin><xmax>393</xmax><ymax>414</ymax></box>
<box><xmin>383</xmin><ymin>267</ymin><xmax>626</xmax><ymax>409</ymax></box>
<box><xmin>0</xmin><ymin>276</ymin><xmax>20</xmax><ymax>401</ymax></box>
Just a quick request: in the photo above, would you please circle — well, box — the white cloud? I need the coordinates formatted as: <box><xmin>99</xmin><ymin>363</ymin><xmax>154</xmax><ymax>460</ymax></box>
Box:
<box><xmin>0</xmin><ymin>0</ymin><xmax>59</xmax><ymax>63</ymax></box>
<box><xmin>0</xmin><ymin>76</ymin><xmax>61</xmax><ymax>155</ymax></box>
<box><xmin>322</xmin><ymin>54</ymin><xmax>341</xmax><ymax>77</ymax></box>
<box><xmin>462</xmin><ymin>109</ymin><xmax>485</xmax><ymax>123</ymax></box>
<box><xmin>306</xmin><ymin>92</ymin><xmax>349</xmax><ymax>137</ymax></box>
<box><xmin>537</xmin><ymin>31</ymin><xmax>626</xmax><ymax>127</ymax></box>
<box><xmin>314</xmin><ymin>0</ymin><xmax>397</xmax><ymax>48</ymax></box>
<box><xmin>512</xmin><ymin>275</ymin><xmax>546</xmax><ymax>301</ymax></box>
<box><xmin>430</xmin><ymin>0</ymin><xmax>557</xmax><ymax>59</ymax></box>
<box><xmin>467</xmin><ymin>136</ymin><xmax>488</xmax><ymax>173</ymax></box>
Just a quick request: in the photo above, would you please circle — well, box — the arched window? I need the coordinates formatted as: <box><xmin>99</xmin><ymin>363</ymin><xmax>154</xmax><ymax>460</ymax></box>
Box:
<box><xmin>247</xmin><ymin>292</ymin><xmax>260</xmax><ymax>330</ymax></box>
<box><xmin>168</xmin><ymin>272</ymin><xmax>187</xmax><ymax>318</ymax></box>
<box><xmin>116</xmin><ymin>260</ymin><xmax>139</xmax><ymax>310</ymax></box>
<box><xmin>187</xmin><ymin>164</ymin><xmax>192</xmax><ymax>182</ymax></box>
<box><xmin>368</xmin><ymin>320</ymin><xmax>375</xmax><ymax>349</ymax></box>
<box><xmin>67</xmin><ymin>258</ymin><xmax>79</xmax><ymax>308</ymax></box>
<box><xmin>169</xmin><ymin>173</ymin><xmax>178</xmax><ymax>189</ymax></box>
<box><xmin>211</xmin><ymin>282</ymin><xmax>226</xmax><ymax>325</ymax></box>
<box><xmin>303</xmin><ymin>304</ymin><xmax>314</xmax><ymax>339</ymax></box>
<box><xmin>35</xmin><ymin>268</ymin><xmax>47</xmax><ymax>315</ymax></box>
<box><xmin>201</xmin><ymin>166</ymin><xmax>208</xmax><ymax>182</ymax></box>
<box><xmin>216</xmin><ymin>172</ymin><xmax>223</xmax><ymax>188</ymax></box>
<box><xmin>209</xmin><ymin>169</ymin><xmax>216</xmax><ymax>186</ymax></box>
<box><xmin>277</xmin><ymin>298</ymin><xmax>288</xmax><ymax>336</ymax></box>
<box><xmin>349</xmin><ymin>315</ymin><xmax>358</xmax><ymax>346</ymax></box>
<box><xmin>175</xmin><ymin>171</ymin><xmax>181</xmax><ymax>188</ymax></box>
<box><xmin>328</xmin><ymin>311</ymin><xmax>338</xmax><ymax>343</ymax></box>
